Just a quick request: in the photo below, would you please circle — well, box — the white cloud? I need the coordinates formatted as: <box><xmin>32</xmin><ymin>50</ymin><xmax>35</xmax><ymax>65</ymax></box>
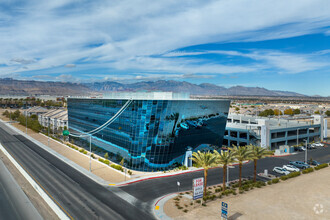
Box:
<box><xmin>1</xmin><ymin>0</ymin><xmax>330</xmax><ymax>78</ymax></box>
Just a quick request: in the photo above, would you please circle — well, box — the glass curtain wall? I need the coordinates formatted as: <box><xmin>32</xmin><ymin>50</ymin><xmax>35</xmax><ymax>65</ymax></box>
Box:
<box><xmin>68</xmin><ymin>98</ymin><xmax>230</xmax><ymax>171</ymax></box>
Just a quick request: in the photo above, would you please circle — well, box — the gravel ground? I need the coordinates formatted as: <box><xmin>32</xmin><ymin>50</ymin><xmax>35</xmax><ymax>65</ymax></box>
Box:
<box><xmin>165</xmin><ymin>166</ymin><xmax>330</xmax><ymax>220</ymax></box>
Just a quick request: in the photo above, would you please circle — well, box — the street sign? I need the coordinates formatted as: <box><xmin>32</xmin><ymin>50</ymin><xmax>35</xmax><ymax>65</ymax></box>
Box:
<box><xmin>63</xmin><ymin>130</ymin><xmax>70</xmax><ymax>136</ymax></box>
<box><xmin>192</xmin><ymin>177</ymin><xmax>204</xmax><ymax>200</ymax></box>
<box><xmin>221</xmin><ymin>202</ymin><xmax>228</xmax><ymax>219</ymax></box>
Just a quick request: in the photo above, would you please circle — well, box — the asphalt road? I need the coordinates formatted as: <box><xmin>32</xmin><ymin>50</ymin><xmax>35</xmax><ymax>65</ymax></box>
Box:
<box><xmin>0</xmin><ymin>123</ymin><xmax>154</xmax><ymax>220</ymax></box>
<box><xmin>121</xmin><ymin>144</ymin><xmax>330</xmax><ymax>203</ymax></box>
<box><xmin>0</xmin><ymin>159</ymin><xmax>42</xmax><ymax>220</ymax></box>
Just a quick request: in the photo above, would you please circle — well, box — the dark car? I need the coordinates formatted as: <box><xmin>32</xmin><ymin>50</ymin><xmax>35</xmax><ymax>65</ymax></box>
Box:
<box><xmin>307</xmin><ymin>160</ymin><xmax>320</xmax><ymax>166</ymax></box>
<box><xmin>289</xmin><ymin>161</ymin><xmax>310</xmax><ymax>169</ymax></box>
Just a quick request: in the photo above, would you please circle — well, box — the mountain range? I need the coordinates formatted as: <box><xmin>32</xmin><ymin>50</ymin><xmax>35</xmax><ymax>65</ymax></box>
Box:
<box><xmin>0</xmin><ymin>78</ymin><xmax>306</xmax><ymax>97</ymax></box>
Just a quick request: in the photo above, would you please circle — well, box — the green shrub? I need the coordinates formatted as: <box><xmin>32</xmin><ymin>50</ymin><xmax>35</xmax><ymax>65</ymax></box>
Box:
<box><xmin>83</xmin><ymin>150</ymin><xmax>87</xmax><ymax>154</ymax></box>
<box><xmin>280</xmin><ymin>175</ymin><xmax>289</xmax><ymax>181</ymax></box>
<box><xmin>110</xmin><ymin>164</ymin><xmax>124</xmax><ymax>172</ymax></box>
<box><xmin>98</xmin><ymin>158</ymin><xmax>104</xmax><ymax>163</ymax></box>
<box><xmin>302</xmin><ymin>167</ymin><xmax>314</xmax><ymax>174</ymax></box>
<box><xmin>79</xmin><ymin>148</ymin><xmax>84</xmax><ymax>153</ymax></box>
<box><xmin>128</xmin><ymin>170</ymin><xmax>132</xmax><ymax>175</ymax></box>
<box><xmin>267</xmin><ymin>180</ymin><xmax>272</xmax><ymax>185</ymax></box>
<box><xmin>287</xmin><ymin>171</ymin><xmax>300</xmax><ymax>178</ymax></box>
<box><xmin>272</xmin><ymin>178</ymin><xmax>279</xmax><ymax>184</ymax></box>
<box><xmin>104</xmin><ymin>160</ymin><xmax>110</xmax><ymax>165</ymax></box>
<box><xmin>183</xmin><ymin>209</ymin><xmax>188</xmax><ymax>213</ymax></box>
<box><xmin>196</xmin><ymin>200</ymin><xmax>201</xmax><ymax>204</ymax></box>
<box><xmin>314</xmin><ymin>163</ymin><xmax>329</xmax><ymax>170</ymax></box>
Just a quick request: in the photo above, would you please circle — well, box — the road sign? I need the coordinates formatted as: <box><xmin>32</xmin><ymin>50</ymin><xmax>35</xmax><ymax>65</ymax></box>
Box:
<box><xmin>192</xmin><ymin>177</ymin><xmax>204</xmax><ymax>200</ymax></box>
<box><xmin>63</xmin><ymin>130</ymin><xmax>70</xmax><ymax>136</ymax></box>
<box><xmin>221</xmin><ymin>202</ymin><xmax>228</xmax><ymax>219</ymax></box>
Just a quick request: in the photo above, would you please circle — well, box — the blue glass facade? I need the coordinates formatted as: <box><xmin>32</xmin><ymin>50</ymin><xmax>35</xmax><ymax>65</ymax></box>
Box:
<box><xmin>67</xmin><ymin>98</ymin><xmax>230</xmax><ymax>171</ymax></box>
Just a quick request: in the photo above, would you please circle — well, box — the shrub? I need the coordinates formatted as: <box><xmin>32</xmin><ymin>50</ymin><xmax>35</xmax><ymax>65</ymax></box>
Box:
<box><xmin>272</xmin><ymin>178</ymin><xmax>279</xmax><ymax>184</ymax></box>
<box><xmin>233</xmin><ymin>191</ymin><xmax>237</xmax><ymax>195</ymax></box>
<box><xmin>196</xmin><ymin>200</ymin><xmax>201</xmax><ymax>204</ymax></box>
<box><xmin>287</xmin><ymin>171</ymin><xmax>300</xmax><ymax>178</ymax></box>
<box><xmin>267</xmin><ymin>180</ymin><xmax>272</xmax><ymax>185</ymax></box>
<box><xmin>83</xmin><ymin>150</ymin><xmax>87</xmax><ymax>154</ymax></box>
<box><xmin>127</xmin><ymin>170</ymin><xmax>132</xmax><ymax>175</ymax></box>
<box><xmin>302</xmin><ymin>167</ymin><xmax>314</xmax><ymax>174</ymax></box>
<box><xmin>110</xmin><ymin>164</ymin><xmax>124</xmax><ymax>172</ymax></box>
<box><xmin>280</xmin><ymin>175</ymin><xmax>289</xmax><ymax>181</ymax></box>
<box><xmin>314</xmin><ymin>163</ymin><xmax>329</xmax><ymax>170</ymax></box>
<box><xmin>202</xmin><ymin>203</ymin><xmax>206</xmax><ymax>206</ymax></box>
<box><xmin>98</xmin><ymin>158</ymin><xmax>104</xmax><ymax>163</ymax></box>
<box><xmin>104</xmin><ymin>153</ymin><xmax>109</xmax><ymax>159</ymax></box>
<box><xmin>104</xmin><ymin>160</ymin><xmax>110</xmax><ymax>165</ymax></box>
<box><xmin>183</xmin><ymin>209</ymin><xmax>188</xmax><ymax>213</ymax></box>
<box><xmin>79</xmin><ymin>148</ymin><xmax>84</xmax><ymax>153</ymax></box>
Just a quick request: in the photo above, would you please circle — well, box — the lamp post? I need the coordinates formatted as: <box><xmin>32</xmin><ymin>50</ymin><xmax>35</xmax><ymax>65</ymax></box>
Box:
<box><xmin>89</xmin><ymin>134</ymin><xmax>92</xmax><ymax>172</ymax></box>
<box><xmin>26</xmin><ymin>113</ymin><xmax>28</xmax><ymax>134</ymax></box>
<box><xmin>304</xmin><ymin>139</ymin><xmax>308</xmax><ymax>163</ymax></box>
<box><xmin>48</xmin><ymin>121</ymin><xmax>50</xmax><ymax>147</ymax></box>
<box><xmin>296</xmin><ymin>128</ymin><xmax>300</xmax><ymax>146</ymax></box>
<box><xmin>226</xmin><ymin>165</ymin><xmax>235</xmax><ymax>187</ymax></box>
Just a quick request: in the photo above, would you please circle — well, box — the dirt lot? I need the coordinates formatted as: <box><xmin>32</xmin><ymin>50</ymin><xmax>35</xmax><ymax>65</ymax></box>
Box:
<box><xmin>165</xmin><ymin>167</ymin><xmax>330</xmax><ymax>220</ymax></box>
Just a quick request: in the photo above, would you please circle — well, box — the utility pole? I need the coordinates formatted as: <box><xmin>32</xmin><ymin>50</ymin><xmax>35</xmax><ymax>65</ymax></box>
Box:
<box><xmin>305</xmin><ymin>139</ymin><xmax>308</xmax><ymax>163</ymax></box>
<box><xmin>26</xmin><ymin>113</ymin><xmax>28</xmax><ymax>134</ymax></box>
<box><xmin>48</xmin><ymin>121</ymin><xmax>50</xmax><ymax>147</ymax></box>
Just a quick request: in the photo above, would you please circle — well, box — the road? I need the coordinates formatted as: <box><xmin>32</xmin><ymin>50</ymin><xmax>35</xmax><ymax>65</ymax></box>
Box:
<box><xmin>0</xmin><ymin>159</ymin><xmax>42</xmax><ymax>220</ymax></box>
<box><xmin>121</xmin><ymin>144</ymin><xmax>330</xmax><ymax>203</ymax></box>
<box><xmin>0</xmin><ymin>122</ymin><xmax>154</xmax><ymax>220</ymax></box>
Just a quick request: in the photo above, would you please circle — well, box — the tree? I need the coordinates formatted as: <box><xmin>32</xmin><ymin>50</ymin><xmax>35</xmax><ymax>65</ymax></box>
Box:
<box><xmin>258</xmin><ymin>109</ymin><xmax>274</xmax><ymax>117</ymax></box>
<box><xmin>314</xmin><ymin>110</ymin><xmax>320</xmax><ymax>114</ymax></box>
<box><xmin>167</xmin><ymin>112</ymin><xmax>180</xmax><ymax>136</ymax></box>
<box><xmin>214</xmin><ymin>149</ymin><xmax>236</xmax><ymax>192</ymax></box>
<box><xmin>231</xmin><ymin>145</ymin><xmax>252</xmax><ymax>187</ymax></box>
<box><xmin>326</xmin><ymin>110</ymin><xmax>330</xmax><ymax>117</ymax></box>
<box><xmin>104</xmin><ymin>153</ymin><xmax>109</xmax><ymax>159</ymax></box>
<box><xmin>249</xmin><ymin>145</ymin><xmax>273</xmax><ymax>182</ymax></box>
<box><xmin>284</xmin><ymin>108</ymin><xmax>294</xmax><ymax>115</ymax></box>
<box><xmin>274</xmin><ymin>109</ymin><xmax>282</xmax><ymax>116</ymax></box>
<box><xmin>293</xmin><ymin>109</ymin><xmax>301</xmax><ymax>115</ymax></box>
<box><xmin>191</xmin><ymin>151</ymin><xmax>217</xmax><ymax>197</ymax></box>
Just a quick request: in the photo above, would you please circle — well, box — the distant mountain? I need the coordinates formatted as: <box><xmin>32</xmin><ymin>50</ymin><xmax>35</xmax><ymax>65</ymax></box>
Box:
<box><xmin>0</xmin><ymin>78</ymin><xmax>92</xmax><ymax>96</ymax></box>
<box><xmin>0</xmin><ymin>78</ymin><xmax>307</xmax><ymax>97</ymax></box>
<box><xmin>85</xmin><ymin>80</ymin><xmax>306</xmax><ymax>97</ymax></box>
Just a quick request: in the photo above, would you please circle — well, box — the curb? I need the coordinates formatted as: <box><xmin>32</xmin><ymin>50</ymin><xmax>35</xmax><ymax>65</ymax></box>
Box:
<box><xmin>0</xmin><ymin>143</ymin><xmax>70</xmax><ymax>220</ymax></box>
<box><xmin>38</xmin><ymin>133</ymin><xmax>131</xmax><ymax>178</ymax></box>
<box><xmin>116</xmin><ymin>161</ymin><xmax>249</xmax><ymax>187</ymax></box>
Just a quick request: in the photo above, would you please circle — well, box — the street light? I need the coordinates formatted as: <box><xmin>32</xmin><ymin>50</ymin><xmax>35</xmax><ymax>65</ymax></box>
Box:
<box><xmin>226</xmin><ymin>165</ymin><xmax>235</xmax><ymax>187</ymax></box>
<box><xmin>304</xmin><ymin>139</ymin><xmax>308</xmax><ymax>163</ymax></box>
<box><xmin>296</xmin><ymin>128</ymin><xmax>300</xmax><ymax>146</ymax></box>
<box><xmin>89</xmin><ymin>134</ymin><xmax>92</xmax><ymax>172</ymax></box>
<box><xmin>26</xmin><ymin>113</ymin><xmax>28</xmax><ymax>134</ymax></box>
<box><xmin>48</xmin><ymin>120</ymin><xmax>50</xmax><ymax>147</ymax></box>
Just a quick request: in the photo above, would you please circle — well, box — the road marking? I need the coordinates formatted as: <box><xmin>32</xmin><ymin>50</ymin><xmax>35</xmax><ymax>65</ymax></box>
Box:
<box><xmin>109</xmin><ymin>184</ymin><xmax>116</xmax><ymax>186</ymax></box>
<box><xmin>0</xmin><ymin>143</ymin><xmax>73</xmax><ymax>220</ymax></box>
<box><xmin>155</xmin><ymin>206</ymin><xmax>159</xmax><ymax>210</ymax></box>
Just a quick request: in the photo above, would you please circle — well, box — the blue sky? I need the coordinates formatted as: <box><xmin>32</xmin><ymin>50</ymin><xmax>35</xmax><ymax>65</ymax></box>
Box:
<box><xmin>0</xmin><ymin>0</ymin><xmax>330</xmax><ymax>96</ymax></box>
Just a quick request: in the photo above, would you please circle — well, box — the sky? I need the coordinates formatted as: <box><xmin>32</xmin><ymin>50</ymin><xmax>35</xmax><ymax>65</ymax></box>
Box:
<box><xmin>0</xmin><ymin>0</ymin><xmax>330</xmax><ymax>96</ymax></box>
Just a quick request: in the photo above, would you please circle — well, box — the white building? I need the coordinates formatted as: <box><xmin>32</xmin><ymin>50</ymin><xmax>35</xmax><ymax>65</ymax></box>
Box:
<box><xmin>38</xmin><ymin>108</ymin><xmax>68</xmax><ymax>132</ymax></box>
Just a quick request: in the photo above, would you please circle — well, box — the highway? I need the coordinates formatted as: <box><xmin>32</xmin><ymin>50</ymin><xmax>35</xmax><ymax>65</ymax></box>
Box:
<box><xmin>0</xmin><ymin>122</ymin><xmax>154</xmax><ymax>220</ymax></box>
<box><xmin>121</xmin><ymin>144</ymin><xmax>330</xmax><ymax>203</ymax></box>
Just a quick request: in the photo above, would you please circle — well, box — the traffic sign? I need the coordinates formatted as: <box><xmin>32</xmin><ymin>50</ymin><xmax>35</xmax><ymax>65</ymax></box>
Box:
<box><xmin>221</xmin><ymin>202</ymin><xmax>228</xmax><ymax>219</ymax></box>
<box><xmin>63</xmin><ymin>130</ymin><xmax>70</xmax><ymax>136</ymax></box>
<box><xmin>192</xmin><ymin>177</ymin><xmax>204</xmax><ymax>200</ymax></box>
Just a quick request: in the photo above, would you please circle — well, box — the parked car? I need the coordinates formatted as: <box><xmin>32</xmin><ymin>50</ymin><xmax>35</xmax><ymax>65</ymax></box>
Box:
<box><xmin>180</xmin><ymin>123</ymin><xmax>189</xmax><ymax>130</ymax></box>
<box><xmin>289</xmin><ymin>161</ymin><xmax>310</xmax><ymax>169</ymax></box>
<box><xmin>307</xmin><ymin>144</ymin><xmax>315</xmax><ymax>150</ymax></box>
<box><xmin>283</xmin><ymin>165</ymin><xmax>300</xmax><ymax>172</ymax></box>
<box><xmin>307</xmin><ymin>160</ymin><xmax>320</xmax><ymax>166</ymax></box>
<box><xmin>273</xmin><ymin>167</ymin><xmax>290</xmax><ymax>175</ymax></box>
<box><xmin>314</xmin><ymin>142</ymin><xmax>324</xmax><ymax>147</ymax></box>
<box><xmin>296</xmin><ymin>146</ymin><xmax>306</xmax><ymax>152</ymax></box>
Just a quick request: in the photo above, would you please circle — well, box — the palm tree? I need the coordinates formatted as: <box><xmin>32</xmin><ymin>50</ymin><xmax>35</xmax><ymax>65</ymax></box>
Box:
<box><xmin>249</xmin><ymin>144</ymin><xmax>273</xmax><ymax>182</ymax></box>
<box><xmin>214</xmin><ymin>149</ymin><xmax>236</xmax><ymax>191</ymax></box>
<box><xmin>192</xmin><ymin>150</ymin><xmax>217</xmax><ymax>197</ymax></box>
<box><xmin>231</xmin><ymin>145</ymin><xmax>253</xmax><ymax>187</ymax></box>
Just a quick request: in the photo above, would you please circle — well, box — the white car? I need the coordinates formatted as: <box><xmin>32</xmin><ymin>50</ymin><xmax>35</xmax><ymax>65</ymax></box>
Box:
<box><xmin>283</xmin><ymin>165</ymin><xmax>299</xmax><ymax>172</ymax></box>
<box><xmin>314</xmin><ymin>143</ymin><xmax>324</xmax><ymax>147</ymax></box>
<box><xmin>273</xmin><ymin>167</ymin><xmax>290</xmax><ymax>175</ymax></box>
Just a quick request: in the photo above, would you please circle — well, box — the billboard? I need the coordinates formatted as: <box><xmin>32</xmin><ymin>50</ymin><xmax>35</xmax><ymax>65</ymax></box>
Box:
<box><xmin>193</xmin><ymin>177</ymin><xmax>204</xmax><ymax>200</ymax></box>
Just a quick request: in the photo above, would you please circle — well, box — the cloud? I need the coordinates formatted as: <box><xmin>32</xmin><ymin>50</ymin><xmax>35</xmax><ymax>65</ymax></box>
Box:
<box><xmin>11</xmin><ymin>58</ymin><xmax>36</xmax><ymax>65</ymax></box>
<box><xmin>1</xmin><ymin>0</ymin><xmax>330</xmax><ymax>78</ymax></box>
<box><xmin>64</xmin><ymin>64</ymin><xmax>76</xmax><ymax>68</ymax></box>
